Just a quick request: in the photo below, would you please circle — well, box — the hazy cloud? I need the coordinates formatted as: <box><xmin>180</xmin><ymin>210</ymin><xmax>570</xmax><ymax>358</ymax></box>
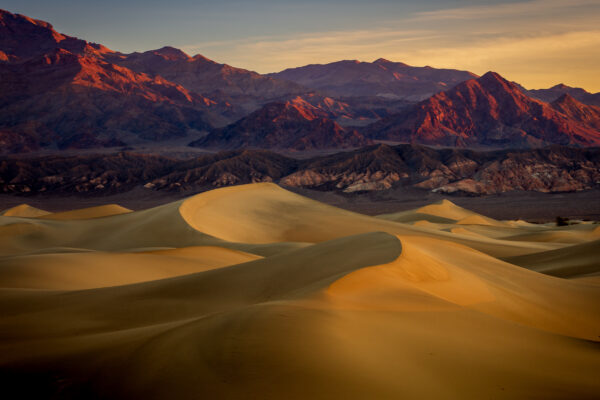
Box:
<box><xmin>182</xmin><ymin>0</ymin><xmax>600</xmax><ymax>91</ymax></box>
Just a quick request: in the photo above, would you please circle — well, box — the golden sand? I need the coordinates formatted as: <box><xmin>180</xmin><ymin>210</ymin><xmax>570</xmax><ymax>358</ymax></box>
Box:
<box><xmin>0</xmin><ymin>183</ymin><xmax>598</xmax><ymax>399</ymax></box>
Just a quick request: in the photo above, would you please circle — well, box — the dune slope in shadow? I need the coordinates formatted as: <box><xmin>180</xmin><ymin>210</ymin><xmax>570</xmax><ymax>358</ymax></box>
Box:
<box><xmin>0</xmin><ymin>183</ymin><xmax>599</xmax><ymax>399</ymax></box>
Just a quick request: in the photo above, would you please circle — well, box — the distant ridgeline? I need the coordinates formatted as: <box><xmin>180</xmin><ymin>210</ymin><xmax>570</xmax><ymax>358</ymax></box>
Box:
<box><xmin>1</xmin><ymin>9</ymin><xmax>600</xmax><ymax>154</ymax></box>
<box><xmin>1</xmin><ymin>145</ymin><xmax>599</xmax><ymax>196</ymax></box>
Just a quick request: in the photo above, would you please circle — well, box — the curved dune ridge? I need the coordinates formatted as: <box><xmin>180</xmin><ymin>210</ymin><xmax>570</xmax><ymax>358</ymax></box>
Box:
<box><xmin>0</xmin><ymin>203</ymin><xmax>50</xmax><ymax>218</ymax></box>
<box><xmin>415</xmin><ymin>199</ymin><xmax>479</xmax><ymax>221</ymax></box>
<box><xmin>0</xmin><ymin>183</ymin><xmax>599</xmax><ymax>399</ymax></box>
<box><xmin>39</xmin><ymin>204</ymin><xmax>133</xmax><ymax>220</ymax></box>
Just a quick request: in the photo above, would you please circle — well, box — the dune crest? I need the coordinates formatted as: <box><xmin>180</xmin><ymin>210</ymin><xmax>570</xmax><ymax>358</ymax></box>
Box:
<box><xmin>1</xmin><ymin>183</ymin><xmax>599</xmax><ymax>399</ymax></box>
<box><xmin>0</xmin><ymin>204</ymin><xmax>49</xmax><ymax>218</ymax></box>
<box><xmin>39</xmin><ymin>204</ymin><xmax>132</xmax><ymax>220</ymax></box>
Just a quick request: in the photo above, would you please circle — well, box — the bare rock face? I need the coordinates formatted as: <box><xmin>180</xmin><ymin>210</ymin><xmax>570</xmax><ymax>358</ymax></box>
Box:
<box><xmin>1</xmin><ymin>145</ymin><xmax>599</xmax><ymax>195</ymax></box>
<box><xmin>108</xmin><ymin>47</ymin><xmax>305</xmax><ymax>102</ymax></box>
<box><xmin>286</xmin><ymin>145</ymin><xmax>600</xmax><ymax>194</ymax></box>
<box><xmin>0</xmin><ymin>11</ymin><xmax>229</xmax><ymax>153</ymax></box>
<box><xmin>366</xmin><ymin>72</ymin><xmax>600</xmax><ymax>148</ymax></box>
<box><xmin>0</xmin><ymin>9</ymin><xmax>405</xmax><ymax>153</ymax></box>
<box><xmin>2</xmin><ymin>9</ymin><xmax>600</xmax><ymax>155</ymax></box>
<box><xmin>550</xmin><ymin>94</ymin><xmax>600</xmax><ymax>131</ymax></box>
<box><xmin>146</xmin><ymin>150</ymin><xmax>297</xmax><ymax>191</ymax></box>
<box><xmin>0</xmin><ymin>9</ymin><xmax>112</xmax><ymax>61</ymax></box>
<box><xmin>0</xmin><ymin>48</ymin><xmax>221</xmax><ymax>152</ymax></box>
<box><xmin>190</xmin><ymin>101</ymin><xmax>372</xmax><ymax>151</ymax></box>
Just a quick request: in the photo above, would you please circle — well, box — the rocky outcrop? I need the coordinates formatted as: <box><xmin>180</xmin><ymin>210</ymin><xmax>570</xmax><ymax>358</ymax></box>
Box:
<box><xmin>0</xmin><ymin>10</ymin><xmax>225</xmax><ymax>153</ymax></box>
<box><xmin>2</xmin><ymin>145</ymin><xmax>599</xmax><ymax>195</ymax></box>
<box><xmin>2</xmin><ymin>9</ymin><xmax>599</xmax><ymax>154</ymax></box>
<box><xmin>366</xmin><ymin>72</ymin><xmax>600</xmax><ymax>148</ymax></box>
<box><xmin>107</xmin><ymin>46</ymin><xmax>307</xmax><ymax>119</ymax></box>
<box><xmin>550</xmin><ymin>94</ymin><xmax>600</xmax><ymax>131</ymax></box>
<box><xmin>190</xmin><ymin>101</ymin><xmax>372</xmax><ymax>151</ymax></box>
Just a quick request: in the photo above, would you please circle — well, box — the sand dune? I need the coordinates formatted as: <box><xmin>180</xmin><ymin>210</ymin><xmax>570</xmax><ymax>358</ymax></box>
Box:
<box><xmin>504</xmin><ymin>239</ymin><xmax>600</xmax><ymax>278</ymax></box>
<box><xmin>39</xmin><ymin>204</ymin><xmax>133</xmax><ymax>220</ymax></box>
<box><xmin>178</xmin><ymin>183</ymin><xmax>565</xmax><ymax>258</ymax></box>
<box><xmin>456</xmin><ymin>214</ymin><xmax>508</xmax><ymax>227</ymax></box>
<box><xmin>376</xmin><ymin>199</ymin><xmax>478</xmax><ymax>224</ymax></box>
<box><xmin>377</xmin><ymin>211</ymin><xmax>457</xmax><ymax>224</ymax></box>
<box><xmin>502</xmin><ymin>226</ymin><xmax>600</xmax><ymax>244</ymax></box>
<box><xmin>0</xmin><ymin>246</ymin><xmax>261</xmax><ymax>290</ymax></box>
<box><xmin>0</xmin><ymin>203</ymin><xmax>50</xmax><ymax>218</ymax></box>
<box><xmin>415</xmin><ymin>199</ymin><xmax>477</xmax><ymax>220</ymax></box>
<box><xmin>0</xmin><ymin>184</ymin><xmax>561</xmax><ymax>259</ymax></box>
<box><xmin>0</xmin><ymin>183</ymin><xmax>599</xmax><ymax>399</ymax></box>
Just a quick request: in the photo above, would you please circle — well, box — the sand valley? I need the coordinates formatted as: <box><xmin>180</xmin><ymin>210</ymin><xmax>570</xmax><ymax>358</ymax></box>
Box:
<box><xmin>0</xmin><ymin>183</ymin><xmax>598</xmax><ymax>399</ymax></box>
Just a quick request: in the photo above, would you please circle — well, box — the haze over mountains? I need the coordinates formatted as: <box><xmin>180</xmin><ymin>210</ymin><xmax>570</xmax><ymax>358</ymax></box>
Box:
<box><xmin>1</xmin><ymin>8</ymin><xmax>600</xmax><ymax>154</ymax></box>
<box><xmin>522</xmin><ymin>84</ymin><xmax>600</xmax><ymax>107</ymax></box>
<box><xmin>267</xmin><ymin>58</ymin><xmax>478</xmax><ymax>100</ymax></box>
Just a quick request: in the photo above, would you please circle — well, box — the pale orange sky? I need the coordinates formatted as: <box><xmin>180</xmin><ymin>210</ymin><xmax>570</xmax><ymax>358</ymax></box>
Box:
<box><xmin>183</xmin><ymin>0</ymin><xmax>600</xmax><ymax>92</ymax></box>
<box><xmin>7</xmin><ymin>0</ymin><xmax>600</xmax><ymax>92</ymax></box>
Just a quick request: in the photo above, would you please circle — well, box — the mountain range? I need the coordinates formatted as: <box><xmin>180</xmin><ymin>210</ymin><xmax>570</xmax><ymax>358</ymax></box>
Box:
<box><xmin>367</xmin><ymin>72</ymin><xmax>600</xmax><ymax>147</ymax></box>
<box><xmin>1</xmin><ymin>8</ymin><xmax>600</xmax><ymax>154</ymax></box>
<box><xmin>191</xmin><ymin>100</ymin><xmax>372</xmax><ymax>151</ymax></box>
<box><xmin>520</xmin><ymin>83</ymin><xmax>600</xmax><ymax>107</ymax></box>
<box><xmin>267</xmin><ymin>58</ymin><xmax>478</xmax><ymax>100</ymax></box>
<box><xmin>3</xmin><ymin>145</ymin><xmax>599</xmax><ymax>195</ymax></box>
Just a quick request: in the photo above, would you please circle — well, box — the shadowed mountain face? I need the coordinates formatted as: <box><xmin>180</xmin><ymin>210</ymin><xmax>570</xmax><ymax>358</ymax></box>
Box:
<box><xmin>107</xmin><ymin>46</ymin><xmax>307</xmax><ymax>118</ymax></box>
<box><xmin>550</xmin><ymin>94</ymin><xmax>600</xmax><ymax>131</ymax></box>
<box><xmin>0</xmin><ymin>10</ymin><xmax>226</xmax><ymax>152</ymax></box>
<box><xmin>268</xmin><ymin>58</ymin><xmax>478</xmax><ymax>100</ymax></box>
<box><xmin>524</xmin><ymin>83</ymin><xmax>600</xmax><ymax>107</ymax></box>
<box><xmin>0</xmin><ymin>9</ymin><xmax>112</xmax><ymax>61</ymax></box>
<box><xmin>0</xmin><ymin>9</ymin><xmax>404</xmax><ymax>153</ymax></box>
<box><xmin>1</xmin><ymin>8</ymin><xmax>600</xmax><ymax>154</ymax></box>
<box><xmin>107</xmin><ymin>50</ymin><xmax>406</xmax><ymax>123</ymax></box>
<box><xmin>367</xmin><ymin>72</ymin><xmax>600</xmax><ymax>148</ymax></box>
<box><xmin>191</xmin><ymin>101</ymin><xmax>372</xmax><ymax>151</ymax></box>
<box><xmin>2</xmin><ymin>144</ymin><xmax>599</xmax><ymax>195</ymax></box>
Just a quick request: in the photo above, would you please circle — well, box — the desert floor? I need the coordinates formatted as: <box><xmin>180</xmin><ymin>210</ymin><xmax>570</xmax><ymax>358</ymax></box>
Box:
<box><xmin>2</xmin><ymin>187</ymin><xmax>600</xmax><ymax>222</ymax></box>
<box><xmin>0</xmin><ymin>183</ymin><xmax>599</xmax><ymax>399</ymax></box>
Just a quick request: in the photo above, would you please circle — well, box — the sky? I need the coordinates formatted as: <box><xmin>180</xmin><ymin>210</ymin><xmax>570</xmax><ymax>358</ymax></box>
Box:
<box><xmin>4</xmin><ymin>0</ymin><xmax>600</xmax><ymax>92</ymax></box>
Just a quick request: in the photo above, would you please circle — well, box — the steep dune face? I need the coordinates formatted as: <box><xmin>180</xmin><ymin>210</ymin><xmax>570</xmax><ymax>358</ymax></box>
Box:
<box><xmin>177</xmin><ymin>183</ymin><xmax>561</xmax><ymax>258</ymax></box>
<box><xmin>178</xmin><ymin>182</ymin><xmax>408</xmax><ymax>243</ymax></box>
<box><xmin>0</xmin><ymin>183</ymin><xmax>599</xmax><ymax>399</ymax></box>
<box><xmin>39</xmin><ymin>204</ymin><xmax>132</xmax><ymax>220</ymax></box>
<box><xmin>0</xmin><ymin>246</ymin><xmax>261</xmax><ymax>290</ymax></box>
<box><xmin>415</xmin><ymin>199</ymin><xmax>476</xmax><ymax>221</ymax></box>
<box><xmin>0</xmin><ymin>204</ymin><xmax>49</xmax><ymax>217</ymax></box>
<box><xmin>378</xmin><ymin>200</ymin><xmax>512</xmax><ymax>229</ymax></box>
<box><xmin>0</xmin><ymin>183</ymin><xmax>575</xmax><ymax>259</ymax></box>
<box><xmin>504</xmin><ymin>239</ymin><xmax>600</xmax><ymax>278</ymax></box>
